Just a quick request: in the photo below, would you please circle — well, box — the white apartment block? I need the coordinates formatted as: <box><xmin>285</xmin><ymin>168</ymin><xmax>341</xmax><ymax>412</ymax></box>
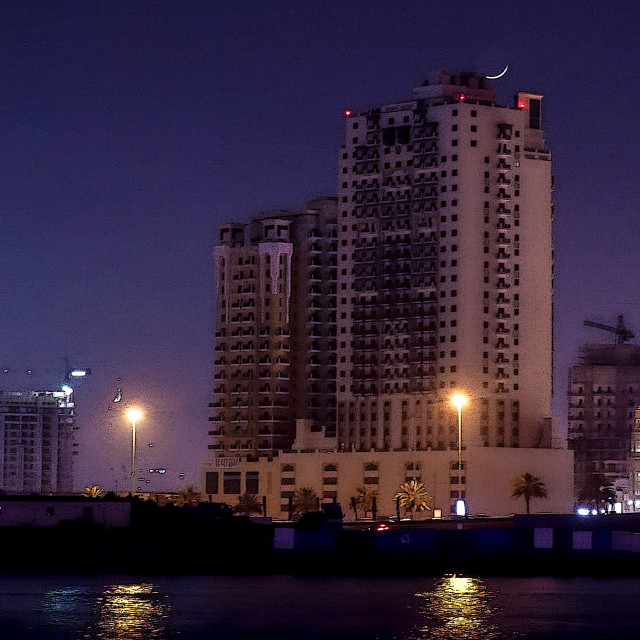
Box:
<box><xmin>336</xmin><ymin>71</ymin><xmax>553</xmax><ymax>455</ymax></box>
<box><xmin>210</xmin><ymin>198</ymin><xmax>337</xmax><ymax>458</ymax></box>
<box><xmin>0</xmin><ymin>390</ymin><xmax>76</xmax><ymax>494</ymax></box>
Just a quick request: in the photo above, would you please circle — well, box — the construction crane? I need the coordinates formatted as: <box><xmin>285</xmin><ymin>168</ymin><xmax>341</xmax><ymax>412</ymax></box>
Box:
<box><xmin>583</xmin><ymin>315</ymin><xmax>635</xmax><ymax>344</ymax></box>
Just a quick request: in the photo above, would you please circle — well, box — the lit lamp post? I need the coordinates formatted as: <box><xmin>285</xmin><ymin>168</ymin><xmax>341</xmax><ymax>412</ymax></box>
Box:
<box><xmin>451</xmin><ymin>394</ymin><xmax>468</xmax><ymax>517</ymax></box>
<box><xmin>126</xmin><ymin>408</ymin><xmax>142</xmax><ymax>494</ymax></box>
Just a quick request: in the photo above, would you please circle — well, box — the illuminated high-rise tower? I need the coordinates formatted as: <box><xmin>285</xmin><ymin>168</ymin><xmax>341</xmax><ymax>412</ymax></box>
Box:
<box><xmin>336</xmin><ymin>71</ymin><xmax>553</xmax><ymax>453</ymax></box>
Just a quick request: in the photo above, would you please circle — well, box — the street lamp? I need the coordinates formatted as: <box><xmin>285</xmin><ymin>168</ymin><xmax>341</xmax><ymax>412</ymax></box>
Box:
<box><xmin>126</xmin><ymin>408</ymin><xmax>142</xmax><ymax>494</ymax></box>
<box><xmin>451</xmin><ymin>393</ymin><xmax>468</xmax><ymax>516</ymax></box>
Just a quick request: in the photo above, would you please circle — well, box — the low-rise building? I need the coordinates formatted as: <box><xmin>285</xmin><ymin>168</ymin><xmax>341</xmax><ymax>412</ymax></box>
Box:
<box><xmin>0</xmin><ymin>497</ymin><xmax>130</xmax><ymax>528</ymax></box>
<box><xmin>203</xmin><ymin>421</ymin><xmax>573</xmax><ymax>518</ymax></box>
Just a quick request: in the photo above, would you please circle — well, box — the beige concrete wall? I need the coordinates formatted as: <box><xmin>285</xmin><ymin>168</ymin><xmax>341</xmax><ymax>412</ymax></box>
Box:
<box><xmin>203</xmin><ymin>446</ymin><xmax>573</xmax><ymax>519</ymax></box>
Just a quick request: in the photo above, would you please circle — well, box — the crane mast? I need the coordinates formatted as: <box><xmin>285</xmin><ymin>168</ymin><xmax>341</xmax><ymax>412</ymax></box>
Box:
<box><xmin>583</xmin><ymin>315</ymin><xmax>635</xmax><ymax>344</ymax></box>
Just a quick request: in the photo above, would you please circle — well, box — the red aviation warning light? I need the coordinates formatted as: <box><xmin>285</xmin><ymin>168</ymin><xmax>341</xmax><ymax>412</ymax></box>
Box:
<box><xmin>344</xmin><ymin>109</ymin><xmax>352</xmax><ymax>117</ymax></box>
<box><xmin>456</xmin><ymin>93</ymin><xmax>466</xmax><ymax>102</ymax></box>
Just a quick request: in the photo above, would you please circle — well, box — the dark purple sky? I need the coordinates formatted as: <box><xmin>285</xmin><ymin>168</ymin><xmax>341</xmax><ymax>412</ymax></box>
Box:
<box><xmin>2</xmin><ymin>1</ymin><xmax>640</xmax><ymax>490</ymax></box>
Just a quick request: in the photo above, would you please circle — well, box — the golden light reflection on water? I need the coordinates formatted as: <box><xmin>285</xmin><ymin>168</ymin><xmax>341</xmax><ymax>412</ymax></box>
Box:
<box><xmin>82</xmin><ymin>583</ymin><xmax>170</xmax><ymax>640</ymax></box>
<box><xmin>413</xmin><ymin>575</ymin><xmax>501</xmax><ymax>640</ymax></box>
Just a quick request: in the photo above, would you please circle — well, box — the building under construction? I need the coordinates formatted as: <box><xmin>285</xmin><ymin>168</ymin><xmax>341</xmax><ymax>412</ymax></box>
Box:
<box><xmin>568</xmin><ymin>336</ymin><xmax>640</xmax><ymax>507</ymax></box>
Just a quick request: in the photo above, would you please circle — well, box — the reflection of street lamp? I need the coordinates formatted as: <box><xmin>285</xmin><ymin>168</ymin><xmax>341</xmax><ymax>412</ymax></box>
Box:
<box><xmin>451</xmin><ymin>394</ymin><xmax>468</xmax><ymax>516</ymax></box>
<box><xmin>126</xmin><ymin>408</ymin><xmax>142</xmax><ymax>494</ymax></box>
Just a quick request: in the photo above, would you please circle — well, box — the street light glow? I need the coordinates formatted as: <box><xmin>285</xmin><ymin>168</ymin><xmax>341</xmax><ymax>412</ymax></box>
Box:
<box><xmin>451</xmin><ymin>393</ymin><xmax>468</xmax><ymax>409</ymax></box>
<box><xmin>126</xmin><ymin>408</ymin><xmax>142</xmax><ymax>423</ymax></box>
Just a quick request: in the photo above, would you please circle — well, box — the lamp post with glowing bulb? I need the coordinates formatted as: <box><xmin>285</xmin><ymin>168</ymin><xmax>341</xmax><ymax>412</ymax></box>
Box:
<box><xmin>126</xmin><ymin>408</ymin><xmax>142</xmax><ymax>494</ymax></box>
<box><xmin>451</xmin><ymin>394</ymin><xmax>468</xmax><ymax>516</ymax></box>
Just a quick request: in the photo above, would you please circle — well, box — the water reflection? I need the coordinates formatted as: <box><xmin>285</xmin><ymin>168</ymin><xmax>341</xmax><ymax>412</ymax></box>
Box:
<box><xmin>41</xmin><ymin>587</ymin><xmax>87</xmax><ymax>627</ymax></box>
<box><xmin>412</xmin><ymin>575</ymin><xmax>504</xmax><ymax>640</ymax></box>
<box><xmin>82</xmin><ymin>583</ymin><xmax>171</xmax><ymax>640</ymax></box>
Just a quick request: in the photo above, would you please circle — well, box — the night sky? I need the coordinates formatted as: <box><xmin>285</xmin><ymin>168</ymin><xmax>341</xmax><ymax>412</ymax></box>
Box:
<box><xmin>2</xmin><ymin>1</ymin><xmax>640</xmax><ymax>491</ymax></box>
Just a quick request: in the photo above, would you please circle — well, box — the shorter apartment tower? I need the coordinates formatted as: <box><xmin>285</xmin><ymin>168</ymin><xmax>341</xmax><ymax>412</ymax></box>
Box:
<box><xmin>210</xmin><ymin>198</ymin><xmax>337</xmax><ymax>458</ymax></box>
<box><xmin>568</xmin><ymin>344</ymin><xmax>640</xmax><ymax>502</ymax></box>
<box><xmin>0</xmin><ymin>390</ymin><xmax>76</xmax><ymax>494</ymax></box>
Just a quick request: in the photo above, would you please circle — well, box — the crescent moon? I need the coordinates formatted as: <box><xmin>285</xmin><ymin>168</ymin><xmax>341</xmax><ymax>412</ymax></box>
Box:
<box><xmin>486</xmin><ymin>64</ymin><xmax>509</xmax><ymax>80</ymax></box>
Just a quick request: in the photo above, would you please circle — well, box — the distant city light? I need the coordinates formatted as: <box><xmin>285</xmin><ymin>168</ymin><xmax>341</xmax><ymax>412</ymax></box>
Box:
<box><xmin>61</xmin><ymin>385</ymin><xmax>73</xmax><ymax>396</ymax></box>
<box><xmin>456</xmin><ymin>499</ymin><xmax>467</xmax><ymax>516</ymax></box>
<box><xmin>577</xmin><ymin>508</ymin><xmax>591</xmax><ymax>516</ymax></box>
<box><xmin>70</xmin><ymin>369</ymin><xmax>88</xmax><ymax>377</ymax></box>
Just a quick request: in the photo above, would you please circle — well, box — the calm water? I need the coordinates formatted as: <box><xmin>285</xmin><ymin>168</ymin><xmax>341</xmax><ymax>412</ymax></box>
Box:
<box><xmin>0</xmin><ymin>574</ymin><xmax>639</xmax><ymax>639</ymax></box>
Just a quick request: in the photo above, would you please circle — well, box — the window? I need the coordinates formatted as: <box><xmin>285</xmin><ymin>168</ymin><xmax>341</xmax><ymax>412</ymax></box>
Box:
<box><xmin>246</xmin><ymin>471</ymin><xmax>259</xmax><ymax>494</ymax></box>
<box><xmin>223</xmin><ymin>472</ymin><xmax>241</xmax><ymax>494</ymax></box>
<box><xmin>205</xmin><ymin>472</ymin><xmax>219</xmax><ymax>494</ymax></box>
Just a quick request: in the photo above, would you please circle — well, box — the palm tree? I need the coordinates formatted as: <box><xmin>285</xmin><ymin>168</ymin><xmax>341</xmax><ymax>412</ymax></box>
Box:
<box><xmin>394</xmin><ymin>480</ymin><xmax>432</xmax><ymax>519</ymax></box>
<box><xmin>355</xmin><ymin>486</ymin><xmax>378</xmax><ymax>517</ymax></box>
<box><xmin>175</xmin><ymin>485</ymin><xmax>202</xmax><ymax>507</ymax></box>
<box><xmin>82</xmin><ymin>485</ymin><xmax>105</xmax><ymax>498</ymax></box>
<box><xmin>511</xmin><ymin>472</ymin><xmax>548</xmax><ymax>514</ymax></box>
<box><xmin>291</xmin><ymin>487</ymin><xmax>319</xmax><ymax>515</ymax></box>
<box><xmin>234</xmin><ymin>493</ymin><xmax>263</xmax><ymax>515</ymax></box>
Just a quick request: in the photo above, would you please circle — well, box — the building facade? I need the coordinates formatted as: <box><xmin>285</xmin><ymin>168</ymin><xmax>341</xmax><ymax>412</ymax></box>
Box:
<box><xmin>336</xmin><ymin>71</ymin><xmax>553</xmax><ymax>457</ymax></box>
<box><xmin>203</xmin><ymin>423</ymin><xmax>573</xmax><ymax>518</ymax></box>
<box><xmin>0</xmin><ymin>390</ymin><xmax>76</xmax><ymax>494</ymax></box>
<box><xmin>210</xmin><ymin>198</ymin><xmax>337</xmax><ymax>457</ymax></box>
<box><xmin>205</xmin><ymin>71</ymin><xmax>569</xmax><ymax>516</ymax></box>
<box><xmin>568</xmin><ymin>344</ymin><xmax>640</xmax><ymax>503</ymax></box>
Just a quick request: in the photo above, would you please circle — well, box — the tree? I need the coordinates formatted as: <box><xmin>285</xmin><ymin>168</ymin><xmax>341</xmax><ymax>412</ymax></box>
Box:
<box><xmin>234</xmin><ymin>493</ymin><xmax>263</xmax><ymax>515</ymax></box>
<box><xmin>354</xmin><ymin>486</ymin><xmax>378</xmax><ymax>518</ymax></box>
<box><xmin>82</xmin><ymin>485</ymin><xmax>105</xmax><ymax>498</ymax></box>
<box><xmin>511</xmin><ymin>472</ymin><xmax>548</xmax><ymax>514</ymax></box>
<box><xmin>393</xmin><ymin>480</ymin><xmax>432</xmax><ymax>519</ymax></box>
<box><xmin>576</xmin><ymin>472</ymin><xmax>615</xmax><ymax>508</ymax></box>
<box><xmin>291</xmin><ymin>487</ymin><xmax>319</xmax><ymax>515</ymax></box>
<box><xmin>175</xmin><ymin>485</ymin><xmax>202</xmax><ymax>507</ymax></box>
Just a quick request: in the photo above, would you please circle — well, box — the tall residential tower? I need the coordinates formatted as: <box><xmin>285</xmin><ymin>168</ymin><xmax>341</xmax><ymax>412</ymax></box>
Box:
<box><xmin>210</xmin><ymin>198</ymin><xmax>337</xmax><ymax>458</ymax></box>
<box><xmin>336</xmin><ymin>71</ymin><xmax>553</xmax><ymax>453</ymax></box>
<box><xmin>0</xmin><ymin>390</ymin><xmax>76</xmax><ymax>494</ymax></box>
